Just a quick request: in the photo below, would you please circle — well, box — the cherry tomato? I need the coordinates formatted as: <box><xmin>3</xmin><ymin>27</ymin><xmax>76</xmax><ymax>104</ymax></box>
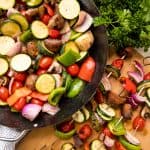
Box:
<box><xmin>94</xmin><ymin>89</ymin><xmax>104</xmax><ymax>104</ymax></box>
<box><xmin>31</xmin><ymin>99</ymin><xmax>44</xmax><ymax>106</ymax></box>
<box><xmin>44</xmin><ymin>3</ymin><xmax>54</xmax><ymax>17</ymax></box>
<box><xmin>0</xmin><ymin>87</ymin><xmax>9</xmax><ymax>101</ymax></box>
<box><xmin>67</xmin><ymin>64</ymin><xmax>80</xmax><ymax>77</ymax></box>
<box><xmin>39</xmin><ymin>57</ymin><xmax>53</xmax><ymax>69</ymax></box>
<box><xmin>13</xmin><ymin>97</ymin><xmax>26</xmax><ymax>111</ymax></box>
<box><xmin>37</xmin><ymin>68</ymin><xmax>47</xmax><ymax>75</ymax></box>
<box><xmin>102</xmin><ymin>127</ymin><xmax>113</xmax><ymax>138</ymax></box>
<box><xmin>115</xmin><ymin>141</ymin><xmax>127</xmax><ymax>150</ymax></box>
<box><xmin>11</xmin><ymin>81</ymin><xmax>23</xmax><ymax>93</ymax></box>
<box><xmin>49</xmin><ymin>29</ymin><xmax>60</xmax><ymax>39</ymax></box>
<box><xmin>14</xmin><ymin>72</ymin><xmax>27</xmax><ymax>82</ymax></box>
<box><xmin>78</xmin><ymin>124</ymin><xmax>92</xmax><ymax>140</ymax></box>
<box><xmin>84</xmin><ymin>142</ymin><xmax>90</xmax><ymax>150</ymax></box>
<box><xmin>133</xmin><ymin>116</ymin><xmax>146</xmax><ymax>131</ymax></box>
<box><xmin>41</xmin><ymin>14</ymin><xmax>51</xmax><ymax>25</ymax></box>
<box><xmin>112</xmin><ymin>59</ymin><xmax>124</xmax><ymax>70</ymax></box>
<box><xmin>144</xmin><ymin>72</ymin><xmax>150</xmax><ymax>80</ymax></box>
<box><xmin>59</xmin><ymin>121</ymin><xmax>74</xmax><ymax>133</ymax></box>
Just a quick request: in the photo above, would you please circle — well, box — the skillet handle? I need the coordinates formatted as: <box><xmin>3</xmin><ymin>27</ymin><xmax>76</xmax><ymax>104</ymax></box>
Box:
<box><xmin>0</xmin><ymin>130</ymin><xmax>29</xmax><ymax>142</ymax></box>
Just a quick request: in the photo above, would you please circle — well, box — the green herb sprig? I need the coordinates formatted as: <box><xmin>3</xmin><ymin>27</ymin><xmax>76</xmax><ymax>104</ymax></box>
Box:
<box><xmin>94</xmin><ymin>0</ymin><xmax>150</xmax><ymax>51</ymax></box>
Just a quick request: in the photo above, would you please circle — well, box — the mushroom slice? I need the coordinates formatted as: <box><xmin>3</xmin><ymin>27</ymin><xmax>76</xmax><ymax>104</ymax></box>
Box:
<box><xmin>74</xmin><ymin>12</ymin><xmax>93</xmax><ymax>33</ymax></box>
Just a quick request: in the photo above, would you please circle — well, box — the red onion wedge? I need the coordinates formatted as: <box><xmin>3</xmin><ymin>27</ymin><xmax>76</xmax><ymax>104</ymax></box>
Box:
<box><xmin>104</xmin><ymin>136</ymin><xmax>115</xmax><ymax>147</ymax></box>
<box><xmin>127</xmin><ymin>97</ymin><xmax>138</xmax><ymax>109</ymax></box>
<box><xmin>8</xmin><ymin>77</ymin><xmax>14</xmax><ymax>95</ymax></box>
<box><xmin>42</xmin><ymin>103</ymin><xmax>60</xmax><ymax>115</ymax></box>
<box><xmin>132</xmin><ymin>93</ymin><xmax>147</xmax><ymax>104</ymax></box>
<box><xmin>101</xmin><ymin>75</ymin><xmax>112</xmax><ymax>91</ymax></box>
<box><xmin>74</xmin><ymin>12</ymin><xmax>93</xmax><ymax>33</ymax></box>
<box><xmin>134</xmin><ymin>60</ymin><xmax>144</xmax><ymax>79</ymax></box>
<box><xmin>128</xmin><ymin>71</ymin><xmax>143</xmax><ymax>83</ymax></box>
<box><xmin>22</xmin><ymin>104</ymin><xmax>42</xmax><ymax>121</ymax></box>
<box><xmin>7</xmin><ymin>41</ymin><xmax>22</xmax><ymax>57</ymax></box>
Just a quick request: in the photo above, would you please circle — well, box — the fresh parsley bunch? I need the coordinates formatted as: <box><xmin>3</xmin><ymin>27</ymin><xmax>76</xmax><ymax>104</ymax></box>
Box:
<box><xmin>94</xmin><ymin>0</ymin><xmax>150</xmax><ymax>51</ymax></box>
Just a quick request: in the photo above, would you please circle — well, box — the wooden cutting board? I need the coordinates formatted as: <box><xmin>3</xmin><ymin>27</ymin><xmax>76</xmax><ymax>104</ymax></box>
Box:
<box><xmin>17</xmin><ymin>49</ymin><xmax>150</xmax><ymax>150</ymax></box>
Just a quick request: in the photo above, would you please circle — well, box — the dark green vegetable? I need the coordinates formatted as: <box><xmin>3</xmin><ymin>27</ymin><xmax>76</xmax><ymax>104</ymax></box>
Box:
<box><xmin>105</xmin><ymin>65</ymin><xmax>120</xmax><ymax>78</ymax></box>
<box><xmin>48</xmin><ymin>87</ymin><xmax>66</xmax><ymax>106</ymax></box>
<box><xmin>55</xmin><ymin>128</ymin><xmax>76</xmax><ymax>139</ymax></box>
<box><xmin>94</xmin><ymin>0</ymin><xmax>150</xmax><ymax>51</ymax></box>
<box><xmin>67</xmin><ymin>78</ymin><xmax>85</xmax><ymax>98</ymax></box>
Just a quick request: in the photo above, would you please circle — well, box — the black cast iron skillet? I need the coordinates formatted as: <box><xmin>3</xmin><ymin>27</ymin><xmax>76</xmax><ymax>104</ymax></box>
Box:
<box><xmin>0</xmin><ymin>0</ymin><xmax>108</xmax><ymax>130</ymax></box>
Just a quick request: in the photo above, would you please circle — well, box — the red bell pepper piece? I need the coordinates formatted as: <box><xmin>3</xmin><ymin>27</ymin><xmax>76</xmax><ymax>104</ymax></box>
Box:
<box><xmin>115</xmin><ymin>141</ymin><xmax>127</xmax><ymax>150</ymax></box>
<box><xmin>78</xmin><ymin>56</ymin><xmax>96</xmax><ymax>82</ymax></box>
<box><xmin>13</xmin><ymin>97</ymin><xmax>26</xmax><ymax>111</ymax></box>
<box><xmin>120</xmin><ymin>77</ymin><xmax>136</xmax><ymax>94</ymax></box>
<box><xmin>30</xmin><ymin>91</ymin><xmax>49</xmax><ymax>101</ymax></box>
<box><xmin>44</xmin><ymin>3</ymin><xmax>54</xmax><ymax>17</ymax></box>
<box><xmin>7</xmin><ymin>87</ymin><xmax>32</xmax><ymax>106</ymax></box>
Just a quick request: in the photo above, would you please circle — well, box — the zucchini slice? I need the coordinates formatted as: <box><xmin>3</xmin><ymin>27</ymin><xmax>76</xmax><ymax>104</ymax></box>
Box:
<box><xmin>61</xmin><ymin>143</ymin><xmax>75</xmax><ymax>150</ymax></box>
<box><xmin>90</xmin><ymin>139</ymin><xmax>106</xmax><ymax>150</ymax></box>
<box><xmin>9</xmin><ymin>13</ymin><xmax>29</xmax><ymax>31</ymax></box>
<box><xmin>98</xmin><ymin>103</ymin><xmax>116</xmax><ymax>117</ymax></box>
<box><xmin>0</xmin><ymin>36</ymin><xmax>15</xmax><ymax>55</ymax></box>
<box><xmin>0</xmin><ymin>0</ymin><xmax>15</xmax><ymax>10</ymax></box>
<box><xmin>147</xmin><ymin>88</ymin><xmax>150</xmax><ymax>99</ymax></box>
<box><xmin>35</xmin><ymin>74</ymin><xmax>55</xmax><ymax>94</ymax></box>
<box><xmin>0</xmin><ymin>58</ymin><xmax>9</xmax><ymax>76</ymax></box>
<box><xmin>72</xmin><ymin>110</ymin><xmax>85</xmax><ymax>123</ymax></box>
<box><xmin>82</xmin><ymin>107</ymin><xmax>90</xmax><ymax>121</ymax></box>
<box><xmin>0</xmin><ymin>20</ymin><xmax>21</xmax><ymax>37</ymax></box>
<box><xmin>37</xmin><ymin>41</ymin><xmax>54</xmax><ymax>56</ymax></box>
<box><xmin>137</xmin><ymin>80</ymin><xmax>150</xmax><ymax>92</ymax></box>
<box><xmin>59</xmin><ymin>0</ymin><xmax>80</xmax><ymax>20</ymax></box>
<box><xmin>31</xmin><ymin>21</ymin><xmax>48</xmax><ymax>39</ymax></box>
<box><xmin>10</xmin><ymin>54</ymin><xmax>31</xmax><ymax>72</ymax></box>
<box><xmin>26</xmin><ymin>0</ymin><xmax>43</xmax><ymax>7</ymax></box>
<box><xmin>76</xmin><ymin>51</ymin><xmax>88</xmax><ymax>62</ymax></box>
<box><xmin>96</xmin><ymin>107</ymin><xmax>112</xmax><ymax>121</ymax></box>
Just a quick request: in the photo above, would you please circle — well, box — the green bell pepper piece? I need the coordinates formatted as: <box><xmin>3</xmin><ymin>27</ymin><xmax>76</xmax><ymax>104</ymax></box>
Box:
<box><xmin>67</xmin><ymin>78</ymin><xmax>85</xmax><ymax>98</ymax></box>
<box><xmin>108</xmin><ymin>118</ymin><xmax>126</xmax><ymax>136</ymax></box>
<box><xmin>105</xmin><ymin>65</ymin><xmax>121</xmax><ymax>78</ymax></box>
<box><xmin>20</xmin><ymin>30</ymin><xmax>33</xmax><ymax>43</ymax></box>
<box><xmin>48</xmin><ymin>87</ymin><xmax>66</xmax><ymax>106</ymax></box>
<box><xmin>119</xmin><ymin>136</ymin><xmax>141</xmax><ymax>150</ymax></box>
<box><xmin>57</xmin><ymin>49</ymin><xmax>80</xmax><ymax>67</ymax></box>
<box><xmin>55</xmin><ymin>128</ymin><xmax>76</xmax><ymax>139</ymax></box>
